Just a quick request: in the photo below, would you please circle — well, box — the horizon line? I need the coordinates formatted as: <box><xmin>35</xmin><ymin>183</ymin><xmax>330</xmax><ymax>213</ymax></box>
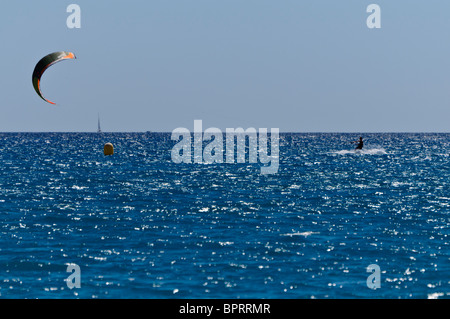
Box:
<box><xmin>0</xmin><ymin>131</ymin><xmax>449</xmax><ymax>134</ymax></box>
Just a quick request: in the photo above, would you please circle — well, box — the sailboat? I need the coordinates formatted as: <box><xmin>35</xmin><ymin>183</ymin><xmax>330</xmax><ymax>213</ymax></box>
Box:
<box><xmin>97</xmin><ymin>114</ymin><xmax>102</xmax><ymax>133</ymax></box>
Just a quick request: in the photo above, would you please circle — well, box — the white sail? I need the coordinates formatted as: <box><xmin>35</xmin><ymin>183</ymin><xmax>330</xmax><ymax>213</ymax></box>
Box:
<box><xmin>97</xmin><ymin>114</ymin><xmax>102</xmax><ymax>133</ymax></box>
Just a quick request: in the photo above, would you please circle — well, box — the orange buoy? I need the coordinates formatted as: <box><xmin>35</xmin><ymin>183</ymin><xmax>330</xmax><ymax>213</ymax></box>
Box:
<box><xmin>103</xmin><ymin>143</ymin><xmax>114</xmax><ymax>155</ymax></box>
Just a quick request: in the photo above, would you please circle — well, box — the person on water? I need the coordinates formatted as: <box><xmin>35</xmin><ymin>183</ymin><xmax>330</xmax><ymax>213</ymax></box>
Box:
<box><xmin>353</xmin><ymin>137</ymin><xmax>364</xmax><ymax>150</ymax></box>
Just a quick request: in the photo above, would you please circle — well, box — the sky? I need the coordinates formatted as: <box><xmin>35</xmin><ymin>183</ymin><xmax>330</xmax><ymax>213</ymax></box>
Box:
<box><xmin>0</xmin><ymin>0</ymin><xmax>449</xmax><ymax>132</ymax></box>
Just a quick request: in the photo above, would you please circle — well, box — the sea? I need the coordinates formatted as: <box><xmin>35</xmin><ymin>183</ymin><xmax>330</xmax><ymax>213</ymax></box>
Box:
<box><xmin>0</xmin><ymin>132</ymin><xmax>448</xmax><ymax>299</ymax></box>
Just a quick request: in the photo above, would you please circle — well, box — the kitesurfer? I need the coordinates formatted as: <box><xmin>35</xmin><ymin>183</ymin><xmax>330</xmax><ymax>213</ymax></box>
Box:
<box><xmin>353</xmin><ymin>137</ymin><xmax>364</xmax><ymax>150</ymax></box>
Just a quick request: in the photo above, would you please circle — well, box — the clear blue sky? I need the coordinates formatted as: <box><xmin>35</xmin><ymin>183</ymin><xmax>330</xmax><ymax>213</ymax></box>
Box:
<box><xmin>1</xmin><ymin>0</ymin><xmax>449</xmax><ymax>132</ymax></box>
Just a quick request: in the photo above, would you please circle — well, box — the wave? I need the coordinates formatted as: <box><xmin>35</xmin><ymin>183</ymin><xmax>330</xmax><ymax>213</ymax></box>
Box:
<box><xmin>281</xmin><ymin>231</ymin><xmax>319</xmax><ymax>237</ymax></box>
<box><xmin>331</xmin><ymin>148</ymin><xmax>388</xmax><ymax>155</ymax></box>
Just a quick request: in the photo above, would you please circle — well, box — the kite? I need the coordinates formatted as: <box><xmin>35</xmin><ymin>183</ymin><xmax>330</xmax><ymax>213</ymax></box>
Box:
<box><xmin>32</xmin><ymin>51</ymin><xmax>76</xmax><ymax>104</ymax></box>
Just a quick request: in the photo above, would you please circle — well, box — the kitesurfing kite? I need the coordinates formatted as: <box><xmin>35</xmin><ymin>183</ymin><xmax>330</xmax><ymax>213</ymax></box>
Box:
<box><xmin>32</xmin><ymin>51</ymin><xmax>76</xmax><ymax>105</ymax></box>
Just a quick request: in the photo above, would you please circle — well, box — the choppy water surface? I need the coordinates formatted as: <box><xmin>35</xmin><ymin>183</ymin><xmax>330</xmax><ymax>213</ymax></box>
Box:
<box><xmin>0</xmin><ymin>133</ymin><xmax>448</xmax><ymax>298</ymax></box>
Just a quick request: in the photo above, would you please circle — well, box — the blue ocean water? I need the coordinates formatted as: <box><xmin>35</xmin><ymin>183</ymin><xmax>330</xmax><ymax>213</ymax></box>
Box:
<box><xmin>0</xmin><ymin>132</ymin><xmax>448</xmax><ymax>299</ymax></box>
